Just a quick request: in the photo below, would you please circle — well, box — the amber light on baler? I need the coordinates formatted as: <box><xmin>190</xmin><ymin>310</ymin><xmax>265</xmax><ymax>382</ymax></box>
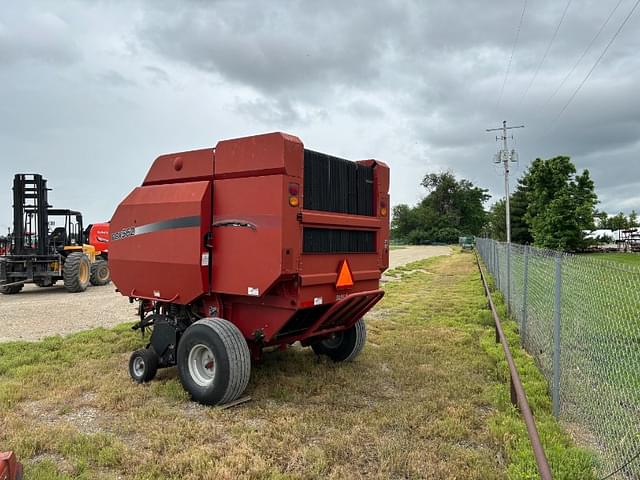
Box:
<box><xmin>380</xmin><ymin>200</ymin><xmax>387</xmax><ymax>216</ymax></box>
<box><xmin>288</xmin><ymin>183</ymin><xmax>300</xmax><ymax>207</ymax></box>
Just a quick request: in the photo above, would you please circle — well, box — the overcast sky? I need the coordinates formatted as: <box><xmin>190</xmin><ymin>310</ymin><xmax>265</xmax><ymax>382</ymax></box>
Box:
<box><xmin>1</xmin><ymin>0</ymin><xmax>639</xmax><ymax>232</ymax></box>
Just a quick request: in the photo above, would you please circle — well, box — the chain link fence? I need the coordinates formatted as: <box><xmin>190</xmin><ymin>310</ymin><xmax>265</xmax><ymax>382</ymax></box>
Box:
<box><xmin>476</xmin><ymin>238</ymin><xmax>640</xmax><ymax>479</ymax></box>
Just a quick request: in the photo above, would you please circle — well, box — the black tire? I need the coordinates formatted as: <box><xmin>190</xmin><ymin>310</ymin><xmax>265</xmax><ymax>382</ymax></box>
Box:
<box><xmin>177</xmin><ymin>318</ymin><xmax>251</xmax><ymax>406</ymax></box>
<box><xmin>90</xmin><ymin>259</ymin><xmax>111</xmax><ymax>286</ymax></box>
<box><xmin>312</xmin><ymin>318</ymin><xmax>367</xmax><ymax>362</ymax></box>
<box><xmin>0</xmin><ymin>283</ymin><xmax>23</xmax><ymax>295</ymax></box>
<box><xmin>129</xmin><ymin>348</ymin><xmax>159</xmax><ymax>383</ymax></box>
<box><xmin>63</xmin><ymin>252</ymin><xmax>91</xmax><ymax>293</ymax></box>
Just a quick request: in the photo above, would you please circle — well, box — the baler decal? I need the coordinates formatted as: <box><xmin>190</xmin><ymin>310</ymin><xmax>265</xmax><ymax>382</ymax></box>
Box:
<box><xmin>212</xmin><ymin>219</ymin><xmax>257</xmax><ymax>231</ymax></box>
<box><xmin>111</xmin><ymin>215</ymin><xmax>201</xmax><ymax>241</ymax></box>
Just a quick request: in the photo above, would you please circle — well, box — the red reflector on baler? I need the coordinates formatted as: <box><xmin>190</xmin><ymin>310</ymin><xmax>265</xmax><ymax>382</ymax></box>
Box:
<box><xmin>336</xmin><ymin>259</ymin><xmax>354</xmax><ymax>289</ymax></box>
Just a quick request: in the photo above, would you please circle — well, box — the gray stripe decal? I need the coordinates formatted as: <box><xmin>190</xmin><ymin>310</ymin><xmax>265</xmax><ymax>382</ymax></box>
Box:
<box><xmin>111</xmin><ymin>215</ymin><xmax>200</xmax><ymax>241</ymax></box>
<box><xmin>135</xmin><ymin>215</ymin><xmax>201</xmax><ymax>235</ymax></box>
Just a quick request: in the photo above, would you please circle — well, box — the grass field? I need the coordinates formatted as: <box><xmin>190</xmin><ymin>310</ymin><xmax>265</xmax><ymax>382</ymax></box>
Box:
<box><xmin>0</xmin><ymin>252</ymin><xmax>594</xmax><ymax>479</ymax></box>
<box><xmin>482</xmin><ymin>241</ymin><xmax>640</xmax><ymax>477</ymax></box>
<box><xmin>585</xmin><ymin>251</ymin><xmax>640</xmax><ymax>266</ymax></box>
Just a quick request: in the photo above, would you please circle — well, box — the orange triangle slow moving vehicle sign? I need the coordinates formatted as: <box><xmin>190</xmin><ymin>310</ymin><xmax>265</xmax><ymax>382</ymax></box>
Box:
<box><xmin>336</xmin><ymin>259</ymin><xmax>354</xmax><ymax>289</ymax></box>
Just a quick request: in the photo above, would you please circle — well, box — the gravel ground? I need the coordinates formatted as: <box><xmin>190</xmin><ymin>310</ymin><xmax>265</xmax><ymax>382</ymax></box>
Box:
<box><xmin>0</xmin><ymin>245</ymin><xmax>451</xmax><ymax>342</ymax></box>
<box><xmin>388</xmin><ymin>245</ymin><xmax>451</xmax><ymax>269</ymax></box>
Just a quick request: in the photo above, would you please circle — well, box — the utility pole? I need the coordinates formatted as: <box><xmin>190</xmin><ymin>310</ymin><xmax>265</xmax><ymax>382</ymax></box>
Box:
<box><xmin>486</xmin><ymin>120</ymin><xmax>524</xmax><ymax>243</ymax></box>
<box><xmin>486</xmin><ymin>120</ymin><xmax>524</xmax><ymax>315</ymax></box>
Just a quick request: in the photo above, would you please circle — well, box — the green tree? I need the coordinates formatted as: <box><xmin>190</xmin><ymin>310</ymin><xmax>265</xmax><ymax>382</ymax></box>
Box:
<box><xmin>420</xmin><ymin>172</ymin><xmax>490</xmax><ymax>235</ymax></box>
<box><xmin>391</xmin><ymin>171</ymin><xmax>490</xmax><ymax>244</ymax></box>
<box><xmin>593</xmin><ymin>210</ymin><xmax>638</xmax><ymax>230</ymax></box>
<box><xmin>608</xmin><ymin>212</ymin><xmax>628</xmax><ymax>230</ymax></box>
<box><xmin>487</xmin><ymin>199</ymin><xmax>506</xmax><ymax>241</ymax></box>
<box><xmin>510</xmin><ymin>180</ymin><xmax>533</xmax><ymax>244</ymax></box>
<box><xmin>595</xmin><ymin>210</ymin><xmax>609</xmax><ymax>228</ymax></box>
<box><xmin>391</xmin><ymin>204</ymin><xmax>414</xmax><ymax>240</ymax></box>
<box><xmin>523</xmin><ymin>156</ymin><xmax>597</xmax><ymax>251</ymax></box>
<box><xmin>483</xmin><ymin>180</ymin><xmax>531</xmax><ymax>243</ymax></box>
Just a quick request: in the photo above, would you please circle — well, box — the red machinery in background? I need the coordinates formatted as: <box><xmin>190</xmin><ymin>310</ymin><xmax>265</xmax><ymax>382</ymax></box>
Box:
<box><xmin>109</xmin><ymin>132</ymin><xmax>390</xmax><ymax>405</ymax></box>
<box><xmin>0</xmin><ymin>451</ymin><xmax>23</xmax><ymax>480</ymax></box>
<box><xmin>86</xmin><ymin>222</ymin><xmax>110</xmax><ymax>257</ymax></box>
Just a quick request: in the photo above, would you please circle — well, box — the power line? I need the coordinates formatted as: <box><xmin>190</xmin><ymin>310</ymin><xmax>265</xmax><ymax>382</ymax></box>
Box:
<box><xmin>521</xmin><ymin>0</ymin><xmax>573</xmax><ymax>101</ymax></box>
<box><xmin>544</xmin><ymin>0</ymin><xmax>624</xmax><ymax>107</ymax></box>
<box><xmin>554</xmin><ymin>0</ymin><xmax>640</xmax><ymax>121</ymax></box>
<box><xmin>497</xmin><ymin>0</ymin><xmax>528</xmax><ymax>107</ymax></box>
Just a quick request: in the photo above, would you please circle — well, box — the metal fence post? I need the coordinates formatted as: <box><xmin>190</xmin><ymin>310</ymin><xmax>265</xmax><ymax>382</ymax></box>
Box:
<box><xmin>492</xmin><ymin>240</ymin><xmax>496</xmax><ymax>276</ymax></box>
<box><xmin>506</xmin><ymin>242</ymin><xmax>511</xmax><ymax>316</ymax></box>
<box><xmin>521</xmin><ymin>245</ymin><xmax>529</xmax><ymax>347</ymax></box>
<box><xmin>493</xmin><ymin>242</ymin><xmax>497</xmax><ymax>285</ymax></box>
<box><xmin>490</xmin><ymin>240</ymin><xmax>494</xmax><ymax>275</ymax></box>
<box><xmin>495</xmin><ymin>244</ymin><xmax>501</xmax><ymax>291</ymax></box>
<box><xmin>552</xmin><ymin>253</ymin><xmax>562</xmax><ymax>417</ymax></box>
<box><xmin>489</xmin><ymin>240</ymin><xmax>493</xmax><ymax>275</ymax></box>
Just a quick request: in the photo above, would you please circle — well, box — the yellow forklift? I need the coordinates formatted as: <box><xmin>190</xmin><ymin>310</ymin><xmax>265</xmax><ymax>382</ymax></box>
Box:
<box><xmin>0</xmin><ymin>174</ymin><xmax>109</xmax><ymax>294</ymax></box>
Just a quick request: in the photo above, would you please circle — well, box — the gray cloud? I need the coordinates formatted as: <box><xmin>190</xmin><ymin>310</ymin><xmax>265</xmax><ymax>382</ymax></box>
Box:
<box><xmin>138</xmin><ymin>1</ymin><xmax>406</xmax><ymax>96</ymax></box>
<box><xmin>0</xmin><ymin>9</ymin><xmax>80</xmax><ymax>65</ymax></box>
<box><xmin>0</xmin><ymin>0</ymin><xmax>639</xmax><ymax>232</ymax></box>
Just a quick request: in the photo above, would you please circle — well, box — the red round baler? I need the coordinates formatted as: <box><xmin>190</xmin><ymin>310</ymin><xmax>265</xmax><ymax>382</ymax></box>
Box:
<box><xmin>110</xmin><ymin>132</ymin><xmax>390</xmax><ymax>405</ymax></box>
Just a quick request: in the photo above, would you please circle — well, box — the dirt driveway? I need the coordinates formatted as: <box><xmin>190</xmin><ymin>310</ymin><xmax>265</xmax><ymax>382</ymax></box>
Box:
<box><xmin>0</xmin><ymin>245</ymin><xmax>450</xmax><ymax>342</ymax></box>
<box><xmin>389</xmin><ymin>245</ymin><xmax>451</xmax><ymax>268</ymax></box>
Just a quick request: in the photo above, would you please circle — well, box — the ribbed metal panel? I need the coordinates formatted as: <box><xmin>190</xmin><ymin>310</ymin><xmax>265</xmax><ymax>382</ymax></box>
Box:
<box><xmin>303</xmin><ymin>228</ymin><xmax>375</xmax><ymax>253</ymax></box>
<box><xmin>303</xmin><ymin>149</ymin><xmax>373</xmax><ymax>216</ymax></box>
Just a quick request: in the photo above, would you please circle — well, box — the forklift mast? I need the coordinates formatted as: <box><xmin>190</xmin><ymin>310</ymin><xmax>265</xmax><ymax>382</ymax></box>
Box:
<box><xmin>9</xmin><ymin>174</ymin><xmax>86</xmax><ymax>256</ymax></box>
<box><xmin>12</xmin><ymin>173</ymin><xmax>50</xmax><ymax>256</ymax></box>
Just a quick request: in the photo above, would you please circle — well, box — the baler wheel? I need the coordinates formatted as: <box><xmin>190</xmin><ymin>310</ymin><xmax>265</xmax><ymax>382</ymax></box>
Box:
<box><xmin>129</xmin><ymin>348</ymin><xmax>159</xmax><ymax>383</ymax></box>
<box><xmin>63</xmin><ymin>252</ymin><xmax>91</xmax><ymax>293</ymax></box>
<box><xmin>312</xmin><ymin>318</ymin><xmax>367</xmax><ymax>362</ymax></box>
<box><xmin>177</xmin><ymin>318</ymin><xmax>251</xmax><ymax>406</ymax></box>
<box><xmin>0</xmin><ymin>284</ymin><xmax>23</xmax><ymax>295</ymax></box>
<box><xmin>90</xmin><ymin>259</ymin><xmax>111</xmax><ymax>286</ymax></box>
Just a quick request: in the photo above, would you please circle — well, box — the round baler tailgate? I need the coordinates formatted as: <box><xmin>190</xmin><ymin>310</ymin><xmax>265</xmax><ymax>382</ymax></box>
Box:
<box><xmin>109</xmin><ymin>180</ymin><xmax>212</xmax><ymax>304</ymax></box>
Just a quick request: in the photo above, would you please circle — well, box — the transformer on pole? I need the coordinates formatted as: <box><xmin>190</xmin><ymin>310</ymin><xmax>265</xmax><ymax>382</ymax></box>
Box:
<box><xmin>486</xmin><ymin>120</ymin><xmax>524</xmax><ymax>314</ymax></box>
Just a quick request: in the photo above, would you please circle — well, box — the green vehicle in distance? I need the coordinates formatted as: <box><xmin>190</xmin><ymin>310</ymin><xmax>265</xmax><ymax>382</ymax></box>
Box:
<box><xmin>459</xmin><ymin>236</ymin><xmax>475</xmax><ymax>251</ymax></box>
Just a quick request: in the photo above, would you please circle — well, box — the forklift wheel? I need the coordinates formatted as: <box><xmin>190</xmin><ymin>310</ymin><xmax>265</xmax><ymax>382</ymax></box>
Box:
<box><xmin>90</xmin><ymin>259</ymin><xmax>111</xmax><ymax>286</ymax></box>
<box><xmin>0</xmin><ymin>284</ymin><xmax>23</xmax><ymax>295</ymax></box>
<box><xmin>177</xmin><ymin>318</ymin><xmax>251</xmax><ymax>406</ymax></box>
<box><xmin>312</xmin><ymin>318</ymin><xmax>367</xmax><ymax>362</ymax></box>
<box><xmin>63</xmin><ymin>252</ymin><xmax>91</xmax><ymax>293</ymax></box>
<box><xmin>129</xmin><ymin>348</ymin><xmax>159</xmax><ymax>383</ymax></box>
